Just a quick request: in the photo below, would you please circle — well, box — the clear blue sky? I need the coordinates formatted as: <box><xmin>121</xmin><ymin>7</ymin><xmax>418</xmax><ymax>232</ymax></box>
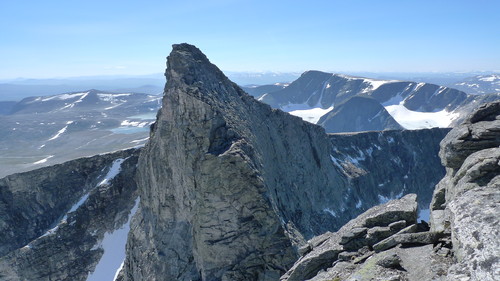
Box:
<box><xmin>0</xmin><ymin>0</ymin><xmax>499</xmax><ymax>79</ymax></box>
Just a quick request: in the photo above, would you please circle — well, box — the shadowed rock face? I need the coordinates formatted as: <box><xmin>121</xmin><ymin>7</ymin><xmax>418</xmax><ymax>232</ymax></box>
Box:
<box><xmin>329</xmin><ymin>128</ymin><xmax>449</xmax><ymax>213</ymax></box>
<box><xmin>0</xmin><ymin>149</ymin><xmax>140</xmax><ymax>281</ymax></box>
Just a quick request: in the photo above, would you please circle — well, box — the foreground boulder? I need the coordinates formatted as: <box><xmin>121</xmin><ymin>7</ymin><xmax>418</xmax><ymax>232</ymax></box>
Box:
<box><xmin>280</xmin><ymin>194</ymin><xmax>454</xmax><ymax>281</ymax></box>
<box><xmin>430</xmin><ymin>101</ymin><xmax>500</xmax><ymax>280</ymax></box>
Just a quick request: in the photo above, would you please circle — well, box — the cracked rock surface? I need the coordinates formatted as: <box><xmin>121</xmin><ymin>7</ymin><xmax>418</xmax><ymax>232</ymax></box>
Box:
<box><xmin>431</xmin><ymin>101</ymin><xmax>500</xmax><ymax>281</ymax></box>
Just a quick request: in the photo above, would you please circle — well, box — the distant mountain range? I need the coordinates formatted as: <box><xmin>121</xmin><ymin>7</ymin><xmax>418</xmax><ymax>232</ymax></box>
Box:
<box><xmin>0</xmin><ymin>90</ymin><xmax>161</xmax><ymax>177</ymax></box>
<box><xmin>1</xmin><ymin>71</ymin><xmax>499</xmax><ymax>177</ymax></box>
<box><xmin>449</xmin><ymin>74</ymin><xmax>500</xmax><ymax>95</ymax></box>
<box><xmin>0</xmin><ymin>76</ymin><xmax>165</xmax><ymax>101</ymax></box>
<box><xmin>257</xmin><ymin>71</ymin><xmax>500</xmax><ymax>132</ymax></box>
<box><xmin>4</xmin><ymin>71</ymin><xmax>497</xmax><ymax>101</ymax></box>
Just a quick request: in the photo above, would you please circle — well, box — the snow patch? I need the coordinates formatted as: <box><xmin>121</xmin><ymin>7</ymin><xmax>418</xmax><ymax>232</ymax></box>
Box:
<box><xmin>479</xmin><ymin>75</ymin><xmax>499</xmax><ymax>82</ymax></box>
<box><xmin>330</xmin><ymin>155</ymin><xmax>343</xmax><ymax>170</ymax></box>
<box><xmin>113</xmin><ymin>261</ymin><xmax>125</xmax><ymax>281</ymax></box>
<box><xmin>40</xmin><ymin>192</ymin><xmax>90</xmax><ymax>238</ymax></box>
<box><xmin>33</xmin><ymin>155</ymin><xmax>54</xmax><ymax>164</ymax></box>
<box><xmin>323</xmin><ymin>208</ymin><xmax>337</xmax><ymax>217</ymax></box>
<box><xmin>378</xmin><ymin>195</ymin><xmax>391</xmax><ymax>204</ymax></box>
<box><xmin>41</xmin><ymin>92</ymin><xmax>87</xmax><ymax>102</ymax></box>
<box><xmin>98</xmin><ymin>158</ymin><xmax>126</xmax><ymax>186</ymax></box>
<box><xmin>120</xmin><ymin>120</ymin><xmax>150</xmax><ymax>127</ymax></box>
<box><xmin>385</xmin><ymin>101</ymin><xmax>459</xmax><ymax>129</ymax></box>
<box><xmin>87</xmin><ymin>197</ymin><xmax>140</xmax><ymax>281</ymax></box>
<box><xmin>413</xmin><ymin>82</ymin><xmax>425</xmax><ymax>92</ymax></box>
<box><xmin>130</xmin><ymin>137</ymin><xmax>149</xmax><ymax>144</ymax></box>
<box><xmin>54</xmin><ymin>93</ymin><xmax>89</xmax><ymax>111</ymax></box>
<box><xmin>368</xmin><ymin>110</ymin><xmax>383</xmax><ymax>122</ymax></box>
<box><xmin>287</xmin><ymin>106</ymin><xmax>333</xmax><ymax>124</ymax></box>
<box><xmin>47</xmin><ymin>122</ymin><xmax>73</xmax><ymax>141</ymax></box>
<box><xmin>363</xmin><ymin>78</ymin><xmax>394</xmax><ymax>92</ymax></box>
<box><xmin>97</xmin><ymin>93</ymin><xmax>131</xmax><ymax>102</ymax></box>
<box><xmin>257</xmin><ymin>93</ymin><xmax>268</xmax><ymax>101</ymax></box>
<box><xmin>377</xmin><ymin>189</ymin><xmax>404</xmax><ymax>204</ymax></box>
<box><xmin>104</xmin><ymin>103</ymin><xmax>125</xmax><ymax>110</ymax></box>
<box><xmin>355</xmin><ymin>200</ymin><xmax>362</xmax><ymax>209</ymax></box>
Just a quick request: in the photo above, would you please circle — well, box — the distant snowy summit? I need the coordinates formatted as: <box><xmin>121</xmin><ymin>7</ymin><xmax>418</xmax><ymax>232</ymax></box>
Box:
<box><xmin>451</xmin><ymin>74</ymin><xmax>500</xmax><ymax>95</ymax></box>
<box><xmin>255</xmin><ymin>71</ymin><xmax>500</xmax><ymax>132</ymax></box>
<box><xmin>10</xmin><ymin>89</ymin><xmax>160</xmax><ymax>114</ymax></box>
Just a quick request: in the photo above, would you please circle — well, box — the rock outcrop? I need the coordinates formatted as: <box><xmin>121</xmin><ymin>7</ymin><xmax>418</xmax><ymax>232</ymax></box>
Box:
<box><xmin>0</xmin><ymin>149</ymin><xmax>140</xmax><ymax>281</ymax></box>
<box><xmin>430</xmin><ymin>101</ymin><xmax>500</xmax><ymax>280</ymax></box>
<box><xmin>280</xmin><ymin>194</ymin><xmax>454</xmax><ymax>281</ymax></box>
<box><xmin>317</xmin><ymin>95</ymin><xmax>404</xmax><ymax>133</ymax></box>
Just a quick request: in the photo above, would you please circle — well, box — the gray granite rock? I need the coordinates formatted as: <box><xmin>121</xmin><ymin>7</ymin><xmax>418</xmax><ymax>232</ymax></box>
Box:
<box><xmin>439</xmin><ymin>102</ymin><xmax>500</xmax><ymax>171</ymax></box>
<box><xmin>280</xmin><ymin>194</ymin><xmax>417</xmax><ymax>281</ymax></box>
<box><xmin>429</xmin><ymin>101</ymin><xmax>500</xmax><ymax>280</ymax></box>
<box><xmin>388</xmin><ymin>220</ymin><xmax>407</xmax><ymax>232</ymax></box>
<box><xmin>376</xmin><ymin>253</ymin><xmax>402</xmax><ymax>269</ymax></box>
<box><xmin>373</xmin><ymin>232</ymin><xmax>444</xmax><ymax>252</ymax></box>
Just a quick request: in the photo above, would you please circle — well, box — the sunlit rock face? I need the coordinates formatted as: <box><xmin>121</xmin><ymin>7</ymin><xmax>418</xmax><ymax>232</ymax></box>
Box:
<box><xmin>430</xmin><ymin>101</ymin><xmax>500</xmax><ymax>280</ymax></box>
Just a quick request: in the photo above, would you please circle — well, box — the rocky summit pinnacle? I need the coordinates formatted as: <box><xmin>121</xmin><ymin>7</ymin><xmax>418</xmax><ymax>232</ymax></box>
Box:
<box><xmin>117</xmin><ymin>44</ymin><xmax>452</xmax><ymax>281</ymax></box>
<box><xmin>122</xmin><ymin>43</ymin><xmax>349</xmax><ymax>281</ymax></box>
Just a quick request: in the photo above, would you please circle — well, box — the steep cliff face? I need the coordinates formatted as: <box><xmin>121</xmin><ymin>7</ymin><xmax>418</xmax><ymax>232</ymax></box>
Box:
<box><xmin>0</xmin><ymin>149</ymin><xmax>139</xmax><ymax>281</ymax></box>
<box><xmin>329</xmin><ymin>128</ymin><xmax>449</xmax><ymax>214</ymax></box>
<box><xmin>430</xmin><ymin>101</ymin><xmax>500</xmax><ymax>280</ymax></box>
<box><xmin>122</xmin><ymin>44</ymin><xmax>449</xmax><ymax>281</ymax></box>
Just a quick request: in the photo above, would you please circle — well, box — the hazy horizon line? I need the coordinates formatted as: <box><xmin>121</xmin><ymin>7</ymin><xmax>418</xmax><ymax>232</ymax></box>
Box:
<box><xmin>1</xmin><ymin>69</ymin><xmax>499</xmax><ymax>81</ymax></box>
